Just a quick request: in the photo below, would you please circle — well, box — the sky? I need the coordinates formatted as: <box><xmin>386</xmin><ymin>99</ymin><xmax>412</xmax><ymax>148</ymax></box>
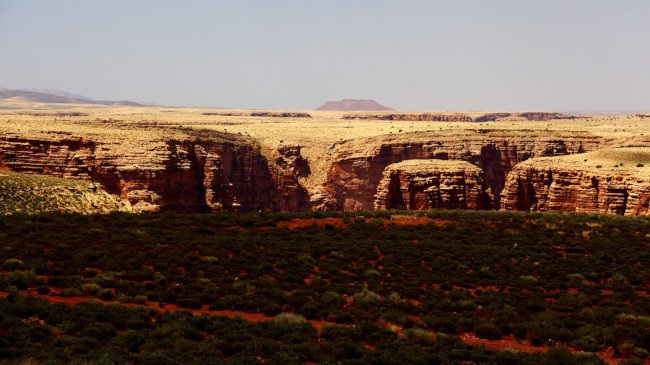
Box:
<box><xmin>0</xmin><ymin>0</ymin><xmax>648</xmax><ymax>111</ymax></box>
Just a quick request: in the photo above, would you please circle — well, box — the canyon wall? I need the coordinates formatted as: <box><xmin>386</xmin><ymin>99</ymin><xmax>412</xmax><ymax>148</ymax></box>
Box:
<box><xmin>342</xmin><ymin>112</ymin><xmax>576</xmax><ymax>122</ymax></box>
<box><xmin>374</xmin><ymin>160</ymin><xmax>490</xmax><ymax>211</ymax></box>
<box><xmin>4</xmin><ymin>126</ymin><xmax>649</xmax><ymax>216</ymax></box>
<box><xmin>0</xmin><ymin>132</ymin><xmax>309</xmax><ymax>213</ymax></box>
<box><xmin>501</xmin><ymin>150</ymin><xmax>650</xmax><ymax>216</ymax></box>
<box><xmin>313</xmin><ymin>130</ymin><xmax>605</xmax><ymax>211</ymax></box>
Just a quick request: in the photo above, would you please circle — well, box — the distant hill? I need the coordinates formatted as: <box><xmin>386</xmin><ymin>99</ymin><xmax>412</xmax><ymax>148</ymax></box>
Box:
<box><xmin>16</xmin><ymin>88</ymin><xmax>94</xmax><ymax>101</ymax></box>
<box><xmin>316</xmin><ymin>99</ymin><xmax>393</xmax><ymax>111</ymax></box>
<box><xmin>0</xmin><ymin>87</ymin><xmax>145</xmax><ymax>106</ymax></box>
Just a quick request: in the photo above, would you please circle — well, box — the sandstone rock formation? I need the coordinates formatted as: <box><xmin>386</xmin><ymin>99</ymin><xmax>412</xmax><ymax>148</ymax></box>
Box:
<box><xmin>0</xmin><ymin>131</ymin><xmax>302</xmax><ymax>213</ymax></box>
<box><xmin>342</xmin><ymin>113</ymin><xmax>474</xmax><ymax>122</ymax></box>
<box><xmin>2</xmin><ymin>109</ymin><xmax>648</xmax><ymax>216</ymax></box>
<box><xmin>316</xmin><ymin>99</ymin><xmax>392</xmax><ymax>111</ymax></box>
<box><xmin>501</xmin><ymin>148</ymin><xmax>650</xmax><ymax>216</ymax></box>
<box><xmin>374</xmin><ymin>160</ymin><xmax>490</xmax><ymax>210</ymax></box>
<box><xmin>203</xmin><ymin>112</ymin><xmax>311</xmax><ymax>118</ymax></box>
<box><xmin>342</xmin><ymin>112</ymin><xmax>576</xmax><ymax>122</ymax></box>
<box><xmin>269</xmin><ymin>144</ymin><xmax>311</xmax><ymax>212</ymax></box>
<box><xmin>313</xmin><ymin>130</ymin><xmax>606</xmax><ymax>211</ymax></box>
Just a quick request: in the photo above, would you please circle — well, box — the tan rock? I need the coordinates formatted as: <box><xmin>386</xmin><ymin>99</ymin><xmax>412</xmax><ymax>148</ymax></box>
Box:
<box><xmin>315</xmin><ymin>130</ymin><xmax>607</xmax><ymax>211</ymax></box>
<box><xmin>501</xmin><ymin>148</ymin><xmax>650</xmax><ymax>215</ymax></box>
<box><xmin>374</xmin><ymin>160</ymin><xmax>490</xmax><ymax>211</ymax></box>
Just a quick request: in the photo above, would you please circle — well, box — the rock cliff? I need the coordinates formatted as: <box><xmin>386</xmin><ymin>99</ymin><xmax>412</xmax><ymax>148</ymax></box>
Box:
<box><xmin>374</xmin><ymin>160</ymin><xmax>490</xmax><ymax>210</ymax></box>
<box><xmin>0</xmin><ymin>131</ymin><xmax>303</xmax><ymax>213</ymax></box>
<box><xmin>313</xmin><ymin>130</ymin><xmax>606</xmax><ymax>211</ymax></box>
<box><xmin>2</xmin><ymin>110</ymin><xmax>647</xmax><ymax>215</ymax></box>
<box><xmin>342</xmin><ymin>112</ymin><xmax>576</xmax><ymax>122</ymax></box>
<box><xmin>501</xmin><ymin>148</ymin><xmax>650</xmax><ymax>216</ymax></box>
<box><xmin>269</xmin><ymin>144</ymin><xmax>311</xmax><ymax>212</ymax></box>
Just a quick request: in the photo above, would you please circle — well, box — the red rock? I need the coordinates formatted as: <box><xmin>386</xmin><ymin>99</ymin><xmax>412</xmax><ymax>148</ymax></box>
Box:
<box><xmin>315</xmin><ymin>99</ymin><xmax>392</xmax><ymax>111</ymax></box>
<box><xmin>501</xmin><ymin>149</ymin><xmax>650</xmax><ymax>215</ymax></box>
<box><xmin>313</xmin><ymin>130</ymin><xmax>606</xmax><ymax>211</ymax></box>
<box><xmin>374</xmin><ymin>160</ymin><xmax>491</xmax><ymax>210</ymax></box>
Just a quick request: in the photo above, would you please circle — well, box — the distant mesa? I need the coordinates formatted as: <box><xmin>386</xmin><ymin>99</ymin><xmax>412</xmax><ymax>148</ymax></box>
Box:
<box><xmin>315</xmin><ymin>99</ymin><xmax>393</xmax><ymax>111</ymax></box>
<box><xmin>0</xmin><ymin>87</ymin><xmax>145</xmax><ymax>107</ymax></box>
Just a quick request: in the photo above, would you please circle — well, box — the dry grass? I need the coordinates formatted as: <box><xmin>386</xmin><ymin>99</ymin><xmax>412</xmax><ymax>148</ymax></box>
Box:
<box><xmin>516</xmin><ymin>148</ymin><xmax>650</xmax><ymax>177</ymax></box>
<box><xmin>0</xmin><ymin>170</ymin><xmax>132</xmax><ymax>214</ymax></box>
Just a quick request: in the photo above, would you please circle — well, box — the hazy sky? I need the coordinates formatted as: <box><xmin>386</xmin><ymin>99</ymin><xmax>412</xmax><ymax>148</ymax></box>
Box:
<box><xmin>1</xmin><ymin>0</ymin><xmax>648</xmax><ymax>110</ymax></box>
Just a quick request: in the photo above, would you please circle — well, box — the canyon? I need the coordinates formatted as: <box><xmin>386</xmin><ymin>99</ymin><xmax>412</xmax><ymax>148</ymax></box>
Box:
<box><xmin>0</xmin><ymin>108</ymin><xmax>649</xmax><ymax>215</ymax></box>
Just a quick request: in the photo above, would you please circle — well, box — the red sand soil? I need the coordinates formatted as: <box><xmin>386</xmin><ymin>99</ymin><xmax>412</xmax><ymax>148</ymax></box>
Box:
<box><xmin>276</xmin><ymin>216</ymin><xmax>451</xmax><ymax>229</ymax></box>
<box><xmin>276</xmin><ymin>217</ymin><xmax>347</xmax><ymax>229</ymax></box>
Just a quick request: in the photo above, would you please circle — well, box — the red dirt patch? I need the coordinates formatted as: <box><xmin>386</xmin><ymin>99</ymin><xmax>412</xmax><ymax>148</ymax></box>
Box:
<box><xmin>276</xmin><ymin>218</ymin><xmax>347</xmax><ymax>229</ymax></box>
<box><xmin>275</xmin><ymin>216</ymin><xmax>451</xmax><ymax>229</ymax></box>
<box><xmin>461</xmin><ymin>333</ymin><xmax>548</xmax><ymax>353</ymax></box>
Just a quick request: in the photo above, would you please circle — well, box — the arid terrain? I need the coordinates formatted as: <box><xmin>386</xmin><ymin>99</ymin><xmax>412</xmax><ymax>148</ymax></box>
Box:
<box><xmin>1</xmin><ymin>104</ymin><xmax>649</xmax><ymax>215</ymax></box>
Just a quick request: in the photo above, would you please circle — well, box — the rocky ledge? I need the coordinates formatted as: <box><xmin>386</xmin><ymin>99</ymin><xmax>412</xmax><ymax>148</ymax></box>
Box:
<box><xmin>342</xmin><ymin>112</ymin><xmax>576</xmax><ymax>122</ymax></box>
<box><xmin>374</xmin><ymin>160</ymin><xmax>491</xmax><ymax>211</ymax></box>
<box><xmin>501</xmin><ymin>148</ymin><xmax>650</xmax><ymax>216</ymax></box>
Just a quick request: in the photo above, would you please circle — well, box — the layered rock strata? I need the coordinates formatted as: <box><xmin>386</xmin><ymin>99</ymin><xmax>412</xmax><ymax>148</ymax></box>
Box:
<box><xmin>342</xmin><ymin>112</ymin><xmax>576</xmax><ymax>122</ymax></box>
<box><xmin>343</xmin><ymin>113</ymin><xmax>474</xmax><ymax>122</ymax></box>
<box><xmin>374</xmin><ymin>160</ymin><xmax>490</xmax><ymax>211</ymax></box>
<box><xmin>203</xmin><ymin>112</ymin><xmax>311</xmax><ymax>118</ymax></box>
<box><xmin>313</xmin><ymin>130</ymin><xmax>606</xmax><ymax>211</ymax></box>
<box><xmin>0</xmin><ymin>131</ymin><xmax>303</xmax><ymax>213</ymax></box>
<box><xmin>501</xmin><ymin>149</ymin><xmax>650</xmax><ymax>216</ymax></box>
<box><xmin>269</xmin><ymin>144</ymin><xmax>311</xmax><ymax>212</ymax></box>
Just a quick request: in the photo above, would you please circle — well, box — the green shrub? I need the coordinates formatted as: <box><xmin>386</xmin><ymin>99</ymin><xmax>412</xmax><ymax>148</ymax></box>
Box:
<box><xmin>321</xmin><ymin>291</ymin><xmax>345</xmax><ymax>307</ymax></box>
<box><xmin>405</xmin><ymin>328</ymin><xmax>435</xmax><ymax>345</ymax></box>
<box><xmin>134</xmin><ymin>295</ymin><xmax>148</xmax><ymax>304</ymax></box>
<box><xmin>81</xmin><ymin>283</ymin><xmax>101</xmax><ymax>295</ymax></box>
<box><xmin>274</xmin><ymin>312</ymin><xmax>307</xmax><ymax>327</ymax></box>
<box><xmin>98</xmin><ymin>289</ymin><xmax>114</xmax><ymax>301</ymax></box>
<box><xmin>353</xmin><ymin>288</ymin><xmax>381</xmax><ymax>307</ymax></box>
<box><xmin>61</xmin><ymin>287</ymin><xmax>81</xmax><ymax>297</ymax></box>
<box><xmin>574</xmin><ymin>335</ymin><xmax>602</xmax><ymax>351</ymax></box>
<box><xmin>633</xmin><ymin>347</ymin><xmax>649</xmax><ymax>359</ymax></box>
<box><xmin>3</xmin><ymin>258</ymin><xmax>24</xmax><ymax>270</ymax></box>
<box><xmin>474</xmin><ymin>322</ymin><xmax>502</xmax><ymax>340</ymax></box>
<box><xmin>619</xmin><ymin>358</ymin><xmax>643</xmax><ymax>365</ymax></box>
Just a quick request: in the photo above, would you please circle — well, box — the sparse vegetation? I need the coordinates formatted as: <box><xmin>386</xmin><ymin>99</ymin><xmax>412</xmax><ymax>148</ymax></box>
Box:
<box><xmin>0</xmin><ymin>170</ymin><xmax>131</xmax><ymax>214</ymax></box>
<box><xmin>0</xmin><ymin>210</ymin><xmax>648</xmax><ymax>363</ymax></box>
